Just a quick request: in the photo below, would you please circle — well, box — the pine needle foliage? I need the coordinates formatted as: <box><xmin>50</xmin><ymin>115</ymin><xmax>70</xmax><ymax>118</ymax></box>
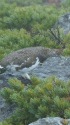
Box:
<box><xmin>0</xmin><ymin>76</ymin><xmax>70</xmax><ymax>125</ymax></box>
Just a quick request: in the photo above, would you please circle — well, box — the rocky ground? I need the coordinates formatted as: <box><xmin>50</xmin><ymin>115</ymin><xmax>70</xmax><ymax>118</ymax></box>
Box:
<box><xmin>29</xmin><ymin>117</ymin><xmax>70</xmax><ymax>125</ymax></box>
<box><xmin>0</xmin><ymin>95</ymin><xmax>16</xmax><ymax>121</ymax></box>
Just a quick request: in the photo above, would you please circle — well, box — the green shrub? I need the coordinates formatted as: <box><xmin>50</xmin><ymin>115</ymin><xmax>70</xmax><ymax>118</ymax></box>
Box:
<box><xmin>62</xmin><ymin>0</ymin><xmax>70</xmax><ymax>8</ymax></box>
<box><xmin>5</xmin><ymin>0</ymin><xmax>43</xmax><ymax>6</ymax></box>
<box><xmin>1</xmin><ymin>76</ymin><xmax>70</xmax><ymax>125</ymax></box>
<box><xmin>64</xmin><ymin>108</ymin><xmax>70</xmax><ymax>118</ymax></box>
<box><xmin>0</xmin><ymin>121</ymin><xmax>12</xmax><ymax>125</ymax></box>
<box><xmin>63</xmin><ymin>48</ymin><xmax>70</xmax><ymax>56</ymax></box>
<box><xmin>0</xmin><ymin>29</ymin><xmax>33</xmax><ymax>59</ymax></box>
<box><xmin>62</xmin><ymin>33</ymin><xmax>70</xmax><ymax>56</ymax></box>
<box><xmin>1</xmin><ymin>4</ymin><xmax>68</xmax><ymax>30</ymax></box>
<box><xmin>0</xmin><ymin>2</ymin><xmax>70</xmax><ymax>60</ymax></box>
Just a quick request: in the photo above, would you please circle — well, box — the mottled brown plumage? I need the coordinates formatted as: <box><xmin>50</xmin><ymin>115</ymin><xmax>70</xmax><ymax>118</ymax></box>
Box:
<box><xmin>0</xmin><ymin>47</ymin><xmax>62</xmax><ymax>69</ymax></box>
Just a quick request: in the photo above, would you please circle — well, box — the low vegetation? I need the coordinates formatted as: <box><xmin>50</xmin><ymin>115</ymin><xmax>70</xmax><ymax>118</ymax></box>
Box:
<box><xmin>0</xmin><ymin>0</ymin><xmax>70</xmax><ymax>125</ymax></box>
<box><xmin>0</xmin><ymin>0</ymin><xmax>70</xmax><ymax>60</ymax></box>
<box><xmin>0</xmin><ymin>76</ymin><xmax>70</xmax><ymax>125</ymax></box>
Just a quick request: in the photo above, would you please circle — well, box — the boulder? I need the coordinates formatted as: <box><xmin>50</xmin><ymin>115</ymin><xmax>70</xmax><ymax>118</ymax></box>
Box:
<box><xmin>29</xmin><ymin>117</ymin><xmax>70</xmax><ymax>125</ymax></box>
<box><xmin>0</xmin><ymin>96</ymin><xmax>15</xmax><ymax>121</ymax></box>
<box><xmin>54</xmin><ymin>13</ymin><xmax>70</xmax><ymax>34</ymax></box>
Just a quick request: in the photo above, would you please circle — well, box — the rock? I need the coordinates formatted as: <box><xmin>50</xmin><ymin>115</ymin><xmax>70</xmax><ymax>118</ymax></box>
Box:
<box><xmin>0</xmin><ymin>73</ymin><xmax>10</xmax><ymax>89</ymax></box>
<box><xmin>0</xmin><ymin>67</ymin><xmax>6</xmax><ymax>74</ymax></box>
<box><xmin>0</xmin><ymin>76</ymin><xmax>17</xmax><ymax>121</ymax></box>
<box><xmin>0</xmin><ymin>96</ymin><xmax>16</xmax><ymax>121</ymax></box>
<box><xmin>0</xmin><ymin>47</ymin><xmax>62</xmax><ymax>69</ymax></box>
<box><xmin>29</xmin><ymin>117</ymin><xmax>70</xmax><ymax>125</ymax></box>
<box><xmin>17</xmin><ymin>73</ymin><xmax>32</xmax><ymax>85</ymax></box>
<box><xmin>0</xmin><ymin>74</ymin><xmax>16</xmax><ymax>121</ymax></box>
<box><xmin>0</xmin><ymin>72</ymin><xmax>31</xmax><ymax>89</ymax></box>
<box><xmin>54</xmin><ymin>13</ymin><xmax>70</xmax><ymax>34</ymax></box>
